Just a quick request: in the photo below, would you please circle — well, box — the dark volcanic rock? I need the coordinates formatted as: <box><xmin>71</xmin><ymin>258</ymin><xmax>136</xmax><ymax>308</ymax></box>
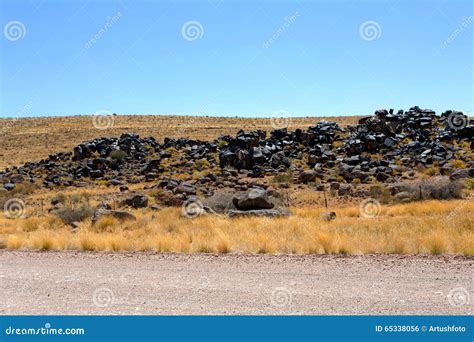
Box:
<box><xmin>298</xmin><ymin>170</ymin><xmax>318</xmax><ymax>184</ymax></box>
<box><xmin>1</xmin><ymin>105</ymin><xmax>472</xmax><ymax>199</ymax></box>
<box><xmin>232</xmin><ymin>189</ymin><xmax>274</xmax><ymax>210</ymax></box>
<box><xmin>3</xmin><ymin>183</ymin><xmax>15</xmax><ymax>191</ymax></box>
<box><xmin>122</xmin><ymin>194</ymin><xmax>148</xmax><ymax>208</ymax></box>
<box><xmin>449</xmin><ymin>168</ymin><xmax>474</xmax><ymax>181</ymax></box>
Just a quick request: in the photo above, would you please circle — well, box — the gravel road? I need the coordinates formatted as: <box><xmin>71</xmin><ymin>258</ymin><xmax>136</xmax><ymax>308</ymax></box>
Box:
<box><xmin>0</xmin><ymin>250</ymin><xmax>472</xmax><ymax>315</ymax></box>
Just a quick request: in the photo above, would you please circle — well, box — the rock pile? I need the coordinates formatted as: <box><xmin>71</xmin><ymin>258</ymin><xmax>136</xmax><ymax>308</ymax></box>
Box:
<box><xmin>0</xmin><ymin>107</ymin><xmax>472</xmax><ymax>196</ymax></box>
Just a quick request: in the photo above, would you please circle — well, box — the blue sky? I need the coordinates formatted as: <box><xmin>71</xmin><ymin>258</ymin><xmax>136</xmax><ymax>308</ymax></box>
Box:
<box><xmin>0</xmin><ymin>0</ymin><xmax>472</xmax><ymax>118</ymax></box>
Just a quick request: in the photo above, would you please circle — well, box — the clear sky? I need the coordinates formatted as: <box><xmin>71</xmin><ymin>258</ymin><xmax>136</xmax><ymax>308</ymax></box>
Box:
<box><xmin>0</xmin><ymin>0</ymin><xmax>472</xmax><ymax>118</ymax></box>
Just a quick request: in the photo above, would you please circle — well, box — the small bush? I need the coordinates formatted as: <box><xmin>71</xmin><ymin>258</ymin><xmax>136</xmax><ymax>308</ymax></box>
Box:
<box><xmin>0</xmin><ymin>182</ymin><xmax>36</xmax><ymax>208</ymax></box>
<box><xmin>464</xmin><ymin>179</ymin><xmax>474</xmax><ymax>190</ymax></box>
<box><xmin>55</xmin><ymin>203</ymin><xmax>93</xmax><ymax>225</ymax></box>
<box><xmin>419</xmin><ymin>179</ymin><xmax>464</xmax><ymax>200</ymax></box>
<box><xmin>369</xmin><ymin>184</ymin><xmax>391</xmax><ymax>204</ymax></box>
<box><xmin>392</xmin><ymin>178</ymin><xmax>465</xmax><ymax>202</ymax></box>
<box><xmin>51</xmin><ymin>192</ymin><xmax>67</xmax><ymax>205</ymax></box>
<box><xmin>424</xmin><ymin>167</ymin><xmax>440</xmax><ymax>176</ymax></box>
<box><xmin>272</xmin><ymin>173</ymin><xmax>293</xmax><ymax>184</ymax></box>
<box><xmin>195</xmin><ymin>159</ymin><xmax>210</xmax><ymax>169</ymax></box>
<box><xmin>449</xmin><ymin>160</ymin><xmax>466</xmax><ymax>169</ymax></box>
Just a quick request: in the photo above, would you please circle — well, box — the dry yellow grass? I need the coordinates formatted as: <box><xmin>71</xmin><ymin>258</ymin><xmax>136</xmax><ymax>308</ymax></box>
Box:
<box><xmin>1</xmin><ymin>200</ymin><xmax>472</xmax><ymax>255</ymax></box>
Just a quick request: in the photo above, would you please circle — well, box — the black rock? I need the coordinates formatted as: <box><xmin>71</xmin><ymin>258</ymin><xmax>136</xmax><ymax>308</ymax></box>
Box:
<box><xmin>298</xmin><ymin>170</ymin><xmax>318</xmax><ymax>183</ymax></box>
<box><xmin>3</xmin><ymin>183</ymin><xmax>15</xmax><ymax>191</ymax></box>
<box><xmin>122</xmin><ymin>194</ymin><xmax>148</xmax><ymax>208</ymax></box>
<box><xmin>232</xmin><ymin>189</ymin><xmax>274</xmax><ymax>210</ymax></box>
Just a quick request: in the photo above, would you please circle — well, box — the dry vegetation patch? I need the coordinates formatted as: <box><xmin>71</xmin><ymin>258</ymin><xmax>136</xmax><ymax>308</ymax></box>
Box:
<box><xmin>1</xmin><ymin>199</ymin><xmax>472</xmax><ymax>255</ymax></box>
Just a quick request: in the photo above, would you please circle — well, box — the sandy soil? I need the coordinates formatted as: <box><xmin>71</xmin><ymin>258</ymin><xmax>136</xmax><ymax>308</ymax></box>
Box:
<box><xmin>0</xmin><ymin>250</ymin><xmax>472</xmax><ymax>315</ymax></box>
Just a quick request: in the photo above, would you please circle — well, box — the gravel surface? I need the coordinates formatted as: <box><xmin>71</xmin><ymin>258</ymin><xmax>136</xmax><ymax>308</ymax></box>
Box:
<box><xmin>0</xmin><ymin>250</ymin><xmax>472</xmax><ymax>315</ymax></box>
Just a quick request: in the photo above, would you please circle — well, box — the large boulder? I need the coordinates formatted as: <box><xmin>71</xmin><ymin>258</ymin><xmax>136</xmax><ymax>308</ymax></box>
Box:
<box><xmin>298</xmin><ymin>170</ymin><xmax>318</xmax><ymax>183</ymax></box>
<box><xmin>122</xmin><ymin>194</ymin><xmax>148</xmax><ymax>208</ymax></box>
<box><xmin>202</xmin><ymin>192</ymin><xmax>237</xmax><ymax>213</ymax></box>
<box><xmin>450</xmin><ymin>168</ymin><xmax>474</xmax><ymax>181</ymax></box>
<box><xmin>174</xmin><ymin>182</ymin><xmax>196</xmax><ymax>195</ymax></box>
<box><xmin>232</xmin><ymin>189</ymin><xmax>274</xmax><ymax>210</ymax></box>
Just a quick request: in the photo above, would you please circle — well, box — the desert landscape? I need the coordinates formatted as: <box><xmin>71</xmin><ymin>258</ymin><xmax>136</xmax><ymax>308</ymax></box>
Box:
<box><xmin>0</xmin><ymin>106</ymin><xmax>473</xmax><ymax>254</ymax></box>
<box><xmin>0</xmin><ymin>107</ymin><xmax>473</xmax><ymax>314</ymax></box>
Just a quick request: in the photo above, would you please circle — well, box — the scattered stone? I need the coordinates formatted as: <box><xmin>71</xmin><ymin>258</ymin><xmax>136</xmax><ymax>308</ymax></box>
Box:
<box><xmin>321</xmin><ymin>211</ymin><xmax>336</xmax><ymax>221</ymax></box>
<box><xmin>3</xmin><ymin>183</ymin><xmax>15</xmax><ymax>191</ymax></box>
<box><xmin>395</xmin><ymin>191</ymin><xmax>412</xmax><ymax>202</ymax></box>
<box><xmin>298</xmin><ymin>170</ymin><xmax>318</xmax><ymax>183</ymax></box>
<box><xmin>122</xmin><ymin>194</ymin><xmax>148</xmax><ymax>208</ymax></box>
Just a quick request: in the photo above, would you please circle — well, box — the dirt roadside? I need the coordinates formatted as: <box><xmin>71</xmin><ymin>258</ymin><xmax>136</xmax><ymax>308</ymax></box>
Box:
<box><xmin>0</xmin><ymin>250</ymin><xmax>472</xmax><ymax>315</ymax></box>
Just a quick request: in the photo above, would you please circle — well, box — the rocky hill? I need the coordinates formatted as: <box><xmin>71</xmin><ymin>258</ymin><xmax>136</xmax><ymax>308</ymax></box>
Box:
<box><xmin>1</xmin><ymin>106</ymin><xmax>473</xmax><ymax>213</ymax></box>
